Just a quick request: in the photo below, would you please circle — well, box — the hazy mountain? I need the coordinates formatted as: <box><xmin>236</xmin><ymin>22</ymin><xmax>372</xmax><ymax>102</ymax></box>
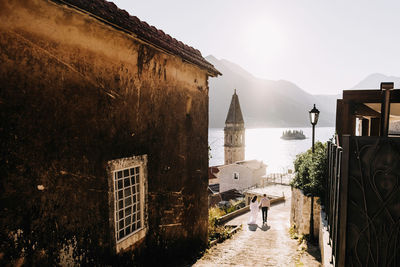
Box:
<box><xmin>207</xmin><ymin>55</ymin><xmax>339</xmax><ymax>128</ymax></box>
<box><xmin>351</xmin><ymin>73</ymin><xmax>400</xmax><ymax>89</ymax></box>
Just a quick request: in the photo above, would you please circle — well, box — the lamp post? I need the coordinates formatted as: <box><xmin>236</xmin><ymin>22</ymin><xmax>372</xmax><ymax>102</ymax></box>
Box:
<box><xmin>309</xmin><ymin>104</ymin><xmax>320</xmax><ymax>240</ymax></box>
<box><xmin>309</xmin><ymin>104</ymin><xmax>320</xmax><ymax>153</ymax></box>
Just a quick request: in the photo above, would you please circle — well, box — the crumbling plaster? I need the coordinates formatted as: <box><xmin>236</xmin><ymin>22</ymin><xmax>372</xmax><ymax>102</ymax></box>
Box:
<box><xmin>0</xmin><ymin>0</ymin><xmax>211</xmax><ymax>264</ymax></box>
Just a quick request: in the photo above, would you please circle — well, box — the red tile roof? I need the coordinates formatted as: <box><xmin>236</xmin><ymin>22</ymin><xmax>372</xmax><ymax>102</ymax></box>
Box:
<box><xmin>220</xmin><ymin>189</ymin><xmax>244</xmax><ymax>201</ymax></box>
<box><xmin>208</xmin><ymin>166</ymin><xmax>220</xmax><ymax>179</ymax></box>
<box><xmin>54</xmin><ymin>0</ymin><xmax>221</xmax><ymax>76</ymax></box>
<box><xmin>208</xmin><ymin>183</ymin><xmax>220</xmax><ymax>193</ymax></box>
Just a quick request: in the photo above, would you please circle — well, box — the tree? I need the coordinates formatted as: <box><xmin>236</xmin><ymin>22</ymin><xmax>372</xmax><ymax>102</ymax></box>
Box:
<box><xmin>291</xmin><ymin>141</ymin><xmax>327</xmax><ymax>240</ymax></box>
<box><xmin>290</xmin><ymin>141</ymin><xmax>327</xmax><ymax>198</ymax></box>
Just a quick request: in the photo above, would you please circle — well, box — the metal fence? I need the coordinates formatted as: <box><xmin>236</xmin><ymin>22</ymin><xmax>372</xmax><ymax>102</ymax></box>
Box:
<box><xmin>325</xmin><ymin>141</ymin><xmax>343</xmax><ymax>265</ymax></box>
<box><xmin>263</xmin><ymin>173</ymin><xmax>294</xmax><ymax>185</ymax></box>
<box><xmin>325</xmin><ymin>137</ymin><xmax>400</xmax><ymax>267</ymax></box>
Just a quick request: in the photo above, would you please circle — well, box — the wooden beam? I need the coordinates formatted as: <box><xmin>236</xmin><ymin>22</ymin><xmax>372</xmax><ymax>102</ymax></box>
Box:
<box><xmin>343</xmin><ymin>101</ymin><xmax>356</xmax><ymax>136</ymax></box>
<box><xmin>336</xmin><ymin>99</ymin><xmax>344</xmax><ymax>140</ymax></box>
<box><xmin>354</xmin><ymin>103</ymin><xmax>381</xmax><ymax>117</ymax></box>
<box><xmin>336</xmin><ymin>99</ymin><xmax>355</xmax><ymax>144</ymax></box>
<box><xmin>370</xmin><ymin>117</ymin><xmax>380</xmax><ymax>136</ymax></box>
<box><xmin>343</xmin><ymin>89</ymin><xmax>400</xmax><ymax>103</ymax></box>
<box><xmin>361</xmin><ymin>118</ymin><xmax>369</xmax><ymax>136</ymax></box>
<box><xmin>380</xmin><ymin>83</ymin><xmax>393</xmax><ymax>137</ymax></box>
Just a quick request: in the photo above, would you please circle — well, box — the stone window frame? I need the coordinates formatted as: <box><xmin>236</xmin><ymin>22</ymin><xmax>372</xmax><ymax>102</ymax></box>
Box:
<box><xmin>233</xmin><ymin>172</ymin><xmax>240</xmax><ymax>180</ymax></box>
<box><xmin>107</xmin><ymin>155</ymin><xmax>148</xmax><ymax>253</ymax></box>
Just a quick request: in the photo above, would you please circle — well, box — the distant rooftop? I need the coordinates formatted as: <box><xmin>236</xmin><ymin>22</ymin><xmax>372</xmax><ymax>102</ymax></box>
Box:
<box><xmin>220</xmin><ymin>189</ymin><xmax>244</xmax><ymax>201</ymax></box>
<box><xmin>54</xmin><ymin>0</ymin><xmax>221</xmax><ymax>76</ymax></box>
<box><xmin>208</xmin><ymin>184</ymin><xmax>220</xmax><ymax>194</ymax></box>
<box><xmin>245</xmin><ymin>184</ymin><xmax>290</xmax><ymax>198</ymax></box>
<box><xmin>223</xmin><ymin>159</ymin><xmax>266</xmax><ymax>170</ymax></box>
<box><xmin>216</xmin><ymin>160</ymin><xmax>266</xmax><ymax>170</ymax></box>
<box><xmin>208</xmin><ymin>166</ymin><xmax>220</xmax><ymax>179</ymax></box>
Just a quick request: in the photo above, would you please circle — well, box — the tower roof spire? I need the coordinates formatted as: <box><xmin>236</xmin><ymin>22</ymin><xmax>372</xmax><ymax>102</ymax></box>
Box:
<box><xmin>225</xmin><ymin>89</ymin><xmax>244</xmax><ymax>124</ymax></box>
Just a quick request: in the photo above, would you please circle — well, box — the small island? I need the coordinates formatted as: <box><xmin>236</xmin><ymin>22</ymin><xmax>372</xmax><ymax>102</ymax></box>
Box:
<box><xmin>281</xmin><ymin>130</ymin><xmax>306</xmax><ymax>140</ymax></box>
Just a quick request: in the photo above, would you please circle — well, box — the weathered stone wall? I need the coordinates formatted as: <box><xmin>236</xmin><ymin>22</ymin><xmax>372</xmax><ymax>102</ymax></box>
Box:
<box><xmin>0</xmin><ymin>0</ymin><xmax>210</xmax><ymax>265</ymax></box>
<box><xmin>290</xmin><ymin>188</ymin><xmax>320</xmax><ymax>239</ymax></box>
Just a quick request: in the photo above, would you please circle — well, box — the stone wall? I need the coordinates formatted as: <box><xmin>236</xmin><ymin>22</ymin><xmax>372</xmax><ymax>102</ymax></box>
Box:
<box><xmin>0</xmin><ymin>0</ymin><xmax>211</xmax><ymax>265</ymax></box>
<box><xmin>290</xmin><ymin>188</ymin><xmax>320</xmax><ymax>239</ymax></box>
<box><xmin>319</xmin><ymin>209</ymin><xmax>333</xmax><ymax>267</ymax></box>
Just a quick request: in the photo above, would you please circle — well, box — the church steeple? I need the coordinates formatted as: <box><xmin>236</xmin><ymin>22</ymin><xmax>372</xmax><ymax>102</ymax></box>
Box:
<box><xmin>224</xmin><ymin>89</ymin><xmax>245</xmax><ymax>165</ymax></box>
<box><xmin>225</xmin><ymin>89</ymin><xmax>244</xmax><ymax>125</ymax></box>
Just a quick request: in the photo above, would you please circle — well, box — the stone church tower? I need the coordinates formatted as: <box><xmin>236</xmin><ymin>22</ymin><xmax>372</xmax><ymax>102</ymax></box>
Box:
<box><xmin>224</xmin><ymin>90</ymin><xmax>245</xmax><ymax>165</ymax></box>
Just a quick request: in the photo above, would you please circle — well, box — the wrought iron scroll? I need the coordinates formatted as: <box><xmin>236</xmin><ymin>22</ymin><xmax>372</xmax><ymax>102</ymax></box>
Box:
<box><xmin>344</xmin><ymin>137</ymin><xmax>400</xmax><ymax>267</ymax></box>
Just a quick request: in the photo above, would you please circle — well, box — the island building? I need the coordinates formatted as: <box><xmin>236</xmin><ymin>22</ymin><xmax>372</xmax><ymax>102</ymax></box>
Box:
<box><xmin>224</xmin><ymin>89</ymin><xmax>245</xmax><ymax>164</ymax></box>
<box><xmin>0</xmin><ymin>0</ymin><xmax>220</xmax><ymax>265</ymax></box>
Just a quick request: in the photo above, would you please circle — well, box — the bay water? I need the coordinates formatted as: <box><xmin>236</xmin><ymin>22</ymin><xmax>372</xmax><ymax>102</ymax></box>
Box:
<box><xmin>209</xmin><ymin>127</ymin><xmax>335</xmax><ymax>174</ymax></box>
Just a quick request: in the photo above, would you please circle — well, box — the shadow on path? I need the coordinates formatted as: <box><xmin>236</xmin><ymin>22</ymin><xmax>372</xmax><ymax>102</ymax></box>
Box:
<box><xmin>259</xmin><ymin>224</ymin><xmax>270</xmax><ymax>231</ymax></box>
<box><xmin>247</xmin><ymin>223</ymin><xmax>271</xmax><ymax>232</ymax></box>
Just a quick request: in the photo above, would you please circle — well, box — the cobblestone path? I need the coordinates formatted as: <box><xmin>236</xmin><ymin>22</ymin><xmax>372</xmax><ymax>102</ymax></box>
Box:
<box><xmin>193</xmin><ymin>186</ymin><xmax>321</xmax><ymax>267</ymax></box>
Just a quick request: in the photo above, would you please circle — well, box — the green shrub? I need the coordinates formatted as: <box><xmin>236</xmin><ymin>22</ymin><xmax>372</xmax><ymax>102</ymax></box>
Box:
<box><xmin>225</xmin><ymin>199</ymin><xmax>245</xmax><ymax>214</ymax></box>
<box><xmin>290</xmin><ymin>141</ymin><xmax>327</xmax><ymax>198</ymax></box>
<box><xmin>208</xmin><ymin>200</ymin><xmax>245</xmax><ymax>244</ymax></box>
<box><xmin>208</xmin><ymin>207</ymin><xmax>230</xmax><ymax>243</ymax></box>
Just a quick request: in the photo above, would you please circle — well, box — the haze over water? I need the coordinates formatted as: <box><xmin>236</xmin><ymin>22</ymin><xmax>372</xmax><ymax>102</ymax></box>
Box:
<box><xmin>209</xmin><ymin>127</ymin><xmax>335</xmax><ymax>173</ymax></box>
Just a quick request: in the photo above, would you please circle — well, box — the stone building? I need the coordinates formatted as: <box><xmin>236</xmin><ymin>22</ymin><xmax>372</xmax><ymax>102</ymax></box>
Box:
<box><xmin>224</xmin><ymin>90</ymin><xmax>245</xmax><ymax>164</ymax></box>
<box><xmin>0</xmin><ymin>0</ymin><xmax>220</xmax><ymax>265</ymax></box>
<box><xmin>218</xmin><ymin>160</ymin><xmax>267</xmax><ymax>193</ymax></box>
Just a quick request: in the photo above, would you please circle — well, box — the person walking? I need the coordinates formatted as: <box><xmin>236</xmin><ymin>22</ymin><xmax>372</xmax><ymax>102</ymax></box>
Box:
<box><xmin>260</xmin><ymin>194</ymin><xmax>270</xmax><ymax>224</ymax></box>
<box><xmin>248</xmin><ymin>195</ymin><xmax>260</xmax><ymax>225</ymax></box>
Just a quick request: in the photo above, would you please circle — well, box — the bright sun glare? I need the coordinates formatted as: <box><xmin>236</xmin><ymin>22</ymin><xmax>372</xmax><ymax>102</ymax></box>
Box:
<box><xmin>242</xmin><ymin>19</ymin><xmax>285</xmax><ymax>61</ymax></box>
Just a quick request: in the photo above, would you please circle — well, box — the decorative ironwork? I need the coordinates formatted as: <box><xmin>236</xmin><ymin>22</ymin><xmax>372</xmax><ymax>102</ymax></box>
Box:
<box><xmin>326</xmin><ymin>141</ymin><xmax>343</xmax><ymax>265</ymax></box>
<box><xmin>325</xmin><ymin>137</ymin><xmax>400</xmax><ymax>267</ymax></box>
<box><xmin>345</xmin><ymin>137</ymin><xmax>400</xmax><ymax>267</ymax></box>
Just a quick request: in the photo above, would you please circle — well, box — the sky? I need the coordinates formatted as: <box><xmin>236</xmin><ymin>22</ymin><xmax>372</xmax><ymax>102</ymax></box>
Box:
<box><xmin>111</xmin><ymin>0</ymin><xmax>400</xmax><ymax>95</ymax></box>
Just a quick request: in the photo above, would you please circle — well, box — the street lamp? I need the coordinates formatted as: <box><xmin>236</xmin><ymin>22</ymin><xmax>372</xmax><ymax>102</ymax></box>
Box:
<box><xmin>309</xmin><ymin>104</ymin><xmax>320</xmax><ymax>153</ymax></box>
<box><xmin>308</xmin><ymin>104</ymin><xmax>319</xmax><ymax>240</ymax></box>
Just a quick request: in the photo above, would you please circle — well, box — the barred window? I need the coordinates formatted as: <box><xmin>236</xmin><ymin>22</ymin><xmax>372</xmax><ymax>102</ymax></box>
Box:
<box><xmin>114</xmin><ymin>166</ymin><xmax>142</xmax><ymax>242</ymax></box>
<box><xmin>108</xmin><ymin>155</ymin><xmax>147</xmax><ymax>251</ymax></box>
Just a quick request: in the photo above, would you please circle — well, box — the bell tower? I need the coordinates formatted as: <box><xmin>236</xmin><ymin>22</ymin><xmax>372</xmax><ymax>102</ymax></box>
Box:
<box><xmin>224</xmin><ymin>89</ymin><xmax>245</xmax><ymax>165</ymax></box>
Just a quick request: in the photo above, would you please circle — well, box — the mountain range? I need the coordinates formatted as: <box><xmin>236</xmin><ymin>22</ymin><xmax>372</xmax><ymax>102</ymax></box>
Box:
<box><xmin>207</xmin><ymin>56</ymin><xmax>400</xmax><ymax>128</ymax></box>
<box><xmin>207</xmin><ymin>55</ymin><xmax>339</xmax><ymax>128</ymax></box>
<box><xmin>351</xmin><ymin>73</ymin><xmax>400</xmax><ymax>89</ymax></box>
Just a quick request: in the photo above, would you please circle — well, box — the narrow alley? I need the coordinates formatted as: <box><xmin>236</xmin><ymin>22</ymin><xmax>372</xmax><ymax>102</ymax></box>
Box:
<box><xmin>193</xmin><ymin>186</ymin><xmax>321</xmax><ymax>267</ymax></box>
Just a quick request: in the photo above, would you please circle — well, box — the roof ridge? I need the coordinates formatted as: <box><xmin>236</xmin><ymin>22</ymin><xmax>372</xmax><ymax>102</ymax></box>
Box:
<box><xmin>53</xmin><ymin>0</ymin><xmax>220</xmax><ymax>76</ymax></box>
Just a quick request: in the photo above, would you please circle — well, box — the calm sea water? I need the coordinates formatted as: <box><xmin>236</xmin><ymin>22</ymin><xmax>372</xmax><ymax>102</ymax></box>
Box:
<box><xmin>209</xmin><ymin>127</ymin><xmax>335</xmax><ymax>173</ymax></box>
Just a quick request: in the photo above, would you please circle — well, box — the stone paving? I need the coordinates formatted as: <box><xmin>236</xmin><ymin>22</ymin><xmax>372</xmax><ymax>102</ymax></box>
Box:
<box><xmin>193</xmin><ymin>185</ymin><xmax>321</xmax><ymax>267</ymax></box>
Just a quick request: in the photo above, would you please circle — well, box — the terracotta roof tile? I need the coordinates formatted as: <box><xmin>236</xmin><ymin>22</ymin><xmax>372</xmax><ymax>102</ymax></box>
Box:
<box><xmin>220</xmin><ymin>189</ymin><xmax>244</xmax><ymax>201</ymax></box>
<box><xmin>208</xmin><ymin>166</ymin><xmax>220</xmax><ymax>179</ymax></box>
<box><xmin>53</xmin><ymin>0</ymin><xmax>220</xmax><ymax>76</ymax></box>
<box><xmin>208</xmin><ymin>184</ymin><xmax>220</xmax><ymax>194</ymax></box>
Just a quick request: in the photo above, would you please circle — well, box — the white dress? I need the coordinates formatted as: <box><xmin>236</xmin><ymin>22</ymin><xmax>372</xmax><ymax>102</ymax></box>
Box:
<box><xmin>248</xmin><ymin>201</ymin><xmax>260</xmax><ymax>224</ymax></box>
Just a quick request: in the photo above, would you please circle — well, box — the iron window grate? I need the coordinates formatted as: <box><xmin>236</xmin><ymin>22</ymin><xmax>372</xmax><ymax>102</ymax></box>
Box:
<box><xmin>114</xmin><ymin>166</ymin><xmax>142</xmax><ymax>242</ymax></box>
